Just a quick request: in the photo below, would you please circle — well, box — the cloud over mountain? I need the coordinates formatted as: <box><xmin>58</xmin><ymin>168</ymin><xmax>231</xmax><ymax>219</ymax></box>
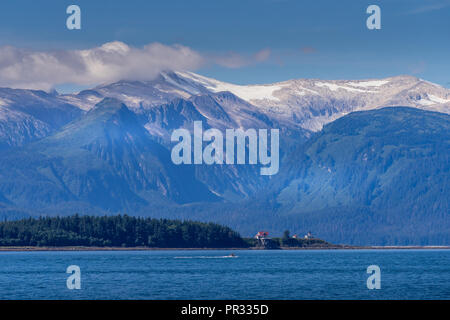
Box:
<box><xmin>0</xmin><ymin>42</ymin><xmax>274</xmax><ymax>91</ymax></box>
<box><xmin>0</xmin><ymin>41</ymin><xmax>203</xmax><ymax>90</ymax></box>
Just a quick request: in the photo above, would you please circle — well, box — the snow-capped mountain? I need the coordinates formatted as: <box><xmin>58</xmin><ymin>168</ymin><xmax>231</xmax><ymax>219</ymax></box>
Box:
<box><xmin>1</xmin><ymin>71</ymin><xmax>449</xmax><ymax>149</ymax></box>
<box><xmin>60</xmin><ymin>72</ymin><xmax>211</xmax><ymax>111</ymax></box>
<box><xmin>61</xmin><ymin>71</ymin><xmax>450</xmax><ymax>132</ymax></box>
<box><xmin>171</xmin><ymin>72</ymin><xmax>450</xmax><ymax>131</ymax></box>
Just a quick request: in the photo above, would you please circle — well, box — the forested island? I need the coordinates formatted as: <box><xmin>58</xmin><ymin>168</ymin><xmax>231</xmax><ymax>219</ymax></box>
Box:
<box><xmin>0</xmin><ymin>215</ymin><xmax>335</xmax><ymax>249</ymax></box>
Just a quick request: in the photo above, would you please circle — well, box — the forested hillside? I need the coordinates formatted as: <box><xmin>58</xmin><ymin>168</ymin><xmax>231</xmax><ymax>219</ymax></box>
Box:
<box><xmin>0</xmin><ymin>215</ymin><xmax>245</xmax><ymax>248</ymax></box>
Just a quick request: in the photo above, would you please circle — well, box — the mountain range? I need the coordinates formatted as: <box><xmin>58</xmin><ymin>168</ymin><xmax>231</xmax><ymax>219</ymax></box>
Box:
<box><xmin>0</xmin><ymin>71</ymin><xmax>448</xmax><ymax>245</ymax></box>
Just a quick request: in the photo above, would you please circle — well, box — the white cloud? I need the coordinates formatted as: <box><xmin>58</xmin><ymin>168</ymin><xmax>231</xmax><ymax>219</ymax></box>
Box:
<box><xmin>0</xmin><ymin>41</ymin><xmax>204</xmax><ymax>91</ymax></box>
<box><xmin>0</xmin><ymin>42</ymin><xmax>272</xmax><ymax>91</ymax></box>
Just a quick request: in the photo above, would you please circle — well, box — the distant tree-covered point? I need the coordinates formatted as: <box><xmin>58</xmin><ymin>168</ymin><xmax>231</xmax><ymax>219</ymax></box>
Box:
<box><xmin>0</xmin><ymin>215</ymin><xmax>247</xmax><ymax>248</ymax></box>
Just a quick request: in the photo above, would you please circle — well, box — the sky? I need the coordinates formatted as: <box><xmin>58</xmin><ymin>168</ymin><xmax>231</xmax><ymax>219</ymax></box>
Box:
<box><xmin>0</xmin><ymin>0</ymin><xmax>449</xmax><ymax>92</ymax></box>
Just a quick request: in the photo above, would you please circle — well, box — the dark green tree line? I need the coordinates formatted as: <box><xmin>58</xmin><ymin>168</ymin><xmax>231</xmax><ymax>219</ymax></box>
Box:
<box><xmin>0</xmin><ymin>215</ymin><xmax>246</xmax><ymax>248</ymax></box>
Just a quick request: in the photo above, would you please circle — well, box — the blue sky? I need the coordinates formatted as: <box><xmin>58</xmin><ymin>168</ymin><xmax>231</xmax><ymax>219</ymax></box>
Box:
<box><xmin>0</xmin><ymin>0</ymin><xmax>449</xmax><ymax>91</ymax></box>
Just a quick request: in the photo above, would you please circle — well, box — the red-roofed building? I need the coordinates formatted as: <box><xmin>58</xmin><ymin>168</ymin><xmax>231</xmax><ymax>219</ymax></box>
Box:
<box><xmin>255</xmin><ymin>231</ymin><xmax>269</xmax><ymax>239</ymax></box>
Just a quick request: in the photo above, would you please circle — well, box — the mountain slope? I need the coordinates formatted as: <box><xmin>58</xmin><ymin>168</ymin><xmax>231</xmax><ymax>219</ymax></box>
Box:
<box><xmin>0</xmin><ymin>87</ymin><xmax>83</xmax><ymax>149</ymax></box>
<box><xmin>266</xmin><ymin>107</ymin><xmax>449</xmax><ymax>244</ymax></box>
<box><xmin>0</xmin><ymin>108</ymin><xmax>51</xmax><ymax>149</ymax></box>
<box><xmin>0</xmin><ymin>98</ymin><xmax>217</xmax><ymax>214</ymax></box>
<box><xmin>143</xmin><ymin>91</ymin><xmax>307</xmax><ymax>199</ymax></box>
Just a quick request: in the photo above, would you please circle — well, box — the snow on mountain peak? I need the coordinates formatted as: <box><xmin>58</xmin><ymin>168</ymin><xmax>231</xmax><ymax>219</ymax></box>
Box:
<box><xmin>174</xmin><ymin>71</ymin><xmax>288</xmax><ymax>102</ymax></box>
<box><xmin>347</xmin><ymin>80</ymin><xmax>390</xmax><ymax>88</ymax></box>
<box><xmin>314</xmin><ymin>82</ymin><xmax>376</xmax><ymax>93</ymax></box>
<box><xmin>31</xmin><ymin>70</ymin><xmax>450</xmax><ymax>132</ymax></box>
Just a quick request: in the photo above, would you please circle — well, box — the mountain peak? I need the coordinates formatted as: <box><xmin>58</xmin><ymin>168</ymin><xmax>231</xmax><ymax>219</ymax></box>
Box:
<box><xmin>90</xmin><ymin>97</ymin><xmax>128</xmax><ymax>112</ymax></box>
<box><xmin>54</xmin><ymin>71</ymin><xmax>450</xmax><ymax>132</ymax></box>
<box><xmin>85</xmin><ymin>97</ymin><xmax>137</xmax><ymax>121</ymax></box>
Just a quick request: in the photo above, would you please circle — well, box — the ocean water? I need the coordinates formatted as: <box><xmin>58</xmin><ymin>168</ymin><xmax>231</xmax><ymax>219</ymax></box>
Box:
<box><xmin>0</xmin><ymin>249</ymin><xmax>449</xmax><ymax>300</ymax></box>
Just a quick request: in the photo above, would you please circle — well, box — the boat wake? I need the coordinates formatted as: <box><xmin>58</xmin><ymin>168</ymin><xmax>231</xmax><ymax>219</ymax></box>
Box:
<box><xmin>174</xmin><ymin>255</ymin><xmax>238</xmax><ymax>259</ymax></box>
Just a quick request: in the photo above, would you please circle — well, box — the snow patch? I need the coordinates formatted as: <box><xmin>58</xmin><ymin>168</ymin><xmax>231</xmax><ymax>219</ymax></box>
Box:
<box><xmin>416</xmin><ymin>99</ymin><xmax>435</xmax><ymax>106</ymax></box>
<box><xmin>176</xmin><ymin>71</ymin><xmax>286</xmax><ymax>101</ymax></box>
<box><xmin>315</xmin><ymin>82</ymin><xmax>372</xmax><ymax>93</ymax></box>
<box><xmin>154</xmin><ymin>85</ymin><xmax>192</xmax><ymax>99</ymax></box>
<box><xmin>120</xmin><ymin>94</ymin><xmax>144</xmax><ymax>107</ymax></box>
<box><xmin>348</xmin><ymin>80</ymin><xmax>390</xmax><ymax>88</ymax></box>
<box><xmin>428</xmin><ymin>94</ymin><xmax>450</xmax><ymax>104</ymax></box>
<box><xmin>416</xmin><ymin>95</ymin><xmax>450</xmax><ymax>106</ymax></box>
<box><xmin>161</xmin><ymin>72</ymin><xmax>201</xmax><ymax>95</ymax></box>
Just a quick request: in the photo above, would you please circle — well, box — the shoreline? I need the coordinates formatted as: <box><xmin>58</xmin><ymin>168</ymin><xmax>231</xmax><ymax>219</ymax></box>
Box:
<box><xmin>0</xmin><ymin>245</ymin><xmax>449</xmax><ymax>252</ymax></box>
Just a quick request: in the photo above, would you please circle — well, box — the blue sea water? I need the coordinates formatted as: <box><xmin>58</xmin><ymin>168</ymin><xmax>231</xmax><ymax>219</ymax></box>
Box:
<box><xmin>0</xmin><ymin>249</ymin><xmax>448</xmax><ymax>300</ymax></box>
